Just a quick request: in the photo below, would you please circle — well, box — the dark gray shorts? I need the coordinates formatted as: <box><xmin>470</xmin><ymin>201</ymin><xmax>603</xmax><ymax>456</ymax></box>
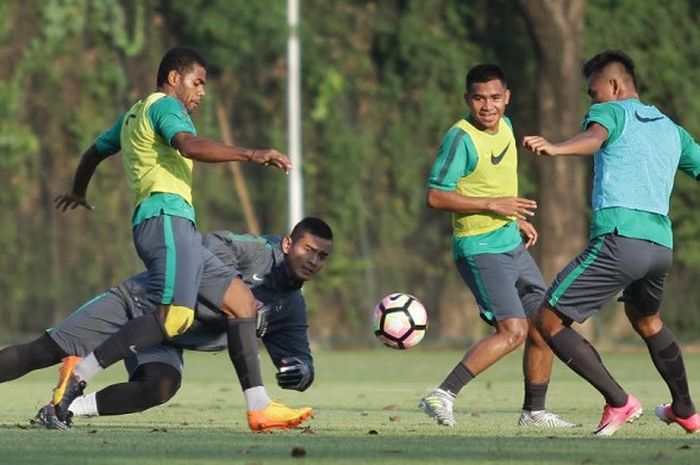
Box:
<box><xmin>132</xmin><ymin>214</ymin><xmax>205</xmax><ymax>308</ymax></box>
<box><xmin>48</xmin><ymin>250</ymin><xmax>236</xmax><ymax>375</ymax></box>
<box><xmin>545</xmin><ymin>234</ymin><xmax>672</xmax><ymax>323</ymax></box>
<box><xmin>455</xmin><ymin>244</ymin><xmax>547</xmax><ymax>325</ymax></box>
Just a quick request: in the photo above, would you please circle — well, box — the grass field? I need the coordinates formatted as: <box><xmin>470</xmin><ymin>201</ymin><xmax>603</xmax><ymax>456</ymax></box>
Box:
<box><xmin>1</xmin><ymin>348</ymin><xmax>699</xmax><ymax>464</ymax></box>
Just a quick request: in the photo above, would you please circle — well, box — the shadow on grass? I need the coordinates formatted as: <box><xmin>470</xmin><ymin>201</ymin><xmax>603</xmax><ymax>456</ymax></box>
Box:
<box><xmin>0</xmin><ymin>422</ymin><xmax>696</xmax><ymax>465</ymax></box>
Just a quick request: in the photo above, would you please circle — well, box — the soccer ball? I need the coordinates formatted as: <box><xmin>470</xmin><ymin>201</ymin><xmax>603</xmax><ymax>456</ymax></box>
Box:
<box><xmin>372</xmin><ymin>293</ymin><xmax>427</xmax><ymax>349</ymax></box>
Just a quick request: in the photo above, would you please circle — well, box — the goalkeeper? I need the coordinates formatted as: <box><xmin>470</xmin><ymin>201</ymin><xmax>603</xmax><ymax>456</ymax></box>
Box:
<box><xmin>0</xmin><ymin>217</ymin><xmax>332</xmax><ymax>430</ymax></box>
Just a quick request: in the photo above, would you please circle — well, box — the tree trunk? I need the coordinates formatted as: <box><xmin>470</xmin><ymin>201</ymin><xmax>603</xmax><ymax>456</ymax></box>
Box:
<box><xmin>518</xmin><ymin>0</ymin><xmax>592</xmax><ymax>336</ymax></box>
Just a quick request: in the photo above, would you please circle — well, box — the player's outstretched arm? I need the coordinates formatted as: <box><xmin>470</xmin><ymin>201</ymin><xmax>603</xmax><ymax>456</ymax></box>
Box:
<box><xmin>262</xmin><ymin>295</ymin><xmax>315</xmax><ymax>391</ymax></box>
<box><xmin>54</xmin><ymin>143</ymin><xmax>117</xmax><ymax>212</ymax></box>
<box><xmin>522</xmin><ymin>123</ymin><xmax>608</xmax><ymax>157</ymax></box>
<box><xmin>171</xmin><ymin>132</ymin><xmax>292</xmax><ymax>173</ymax></box>
<box><xmin>427</xmin><ymin>188</ymin><xmax>537</xmax><ymax>219</ymax></box>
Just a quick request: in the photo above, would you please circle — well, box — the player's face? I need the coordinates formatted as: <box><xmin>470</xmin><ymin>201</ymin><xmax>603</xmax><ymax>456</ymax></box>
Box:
<box><xmin>464</xmin><ymin>79</ymin><xmax>510</xmax><ymax>132</ymax></box>
<box><xmin>282</xmin><ymin>233</ymin><xmax>333</xmax><ymax>281</ymax></box>
<box><xmin>586</xmin><ymin>74</ymin><xmax>616</xmax><ymax>104</ymax></box>
<box><xmin>171</xmin><ymin>64</ymin><xmax>207</xmax><ymax>113</ymax></box>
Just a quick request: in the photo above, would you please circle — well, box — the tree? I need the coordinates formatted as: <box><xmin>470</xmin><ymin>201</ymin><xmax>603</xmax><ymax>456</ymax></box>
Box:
<box><xmin>517</xmin><ymin>0</ymin><xmax>588</xmax><ymax>283</ymax></box>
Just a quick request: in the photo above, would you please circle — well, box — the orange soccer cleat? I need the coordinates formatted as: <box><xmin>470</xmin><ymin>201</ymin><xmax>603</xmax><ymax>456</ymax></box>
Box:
<box><xmin>247</xmin><ymin>400</ymin><xmax>313</xmax><ymax>432</ymax></box>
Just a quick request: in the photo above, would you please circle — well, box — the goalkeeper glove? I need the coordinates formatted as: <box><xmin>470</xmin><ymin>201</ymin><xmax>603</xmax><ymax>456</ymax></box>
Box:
<box><xmin>276</xmin><ymin>357</ymin><xmax>312</xmax><ymax>391</ymax></box>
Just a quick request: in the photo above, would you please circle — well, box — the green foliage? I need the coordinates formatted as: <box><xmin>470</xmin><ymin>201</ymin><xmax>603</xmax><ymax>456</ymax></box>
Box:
<box><xmin>2</xmin><ymin>0</ymin><xmax>700</xmax><ymax>339</ymax></box>
<box><xmin>297</xmin><ymin>1</ymin><xmax>487</xmax><ymax>329</ymax></box>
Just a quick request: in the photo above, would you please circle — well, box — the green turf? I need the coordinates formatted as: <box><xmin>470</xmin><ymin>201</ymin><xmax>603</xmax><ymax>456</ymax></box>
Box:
<box><xmin>1</xmin><ymin>348</ymin><xmax>699</xmax><ymax>464</ymax></box>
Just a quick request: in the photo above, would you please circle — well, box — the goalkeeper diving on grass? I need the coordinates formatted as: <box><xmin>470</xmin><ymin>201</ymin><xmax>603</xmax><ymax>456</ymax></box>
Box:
<box><xmin>0</xmin><ymin>217</ymin><xmax>332</xmax><ymax>431</ymax></box>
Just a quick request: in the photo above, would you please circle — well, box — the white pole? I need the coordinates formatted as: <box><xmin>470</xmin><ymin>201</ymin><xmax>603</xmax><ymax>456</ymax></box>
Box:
<box><xmin>287</xmin><ymin>0</ymin><xmax>303</xmax><ymax>231</ymax></box>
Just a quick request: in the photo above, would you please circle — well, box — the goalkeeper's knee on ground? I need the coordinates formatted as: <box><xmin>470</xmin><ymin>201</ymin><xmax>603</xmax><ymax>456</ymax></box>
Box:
<box><xmin>163</xmin><ymin>305</ymin><xmax>194</xmax><ymax>337</ymax></box>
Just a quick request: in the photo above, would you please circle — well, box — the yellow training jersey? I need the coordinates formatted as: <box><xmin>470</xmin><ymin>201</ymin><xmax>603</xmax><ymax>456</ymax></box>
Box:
<box><xmin>452</xmin><ymin>118</ymin><xmax>517</xmax><ymax>237</ymax></box>
<box><xmin>120</xmin><ymin>92</ymin><xmax>194</xmax><ymax>207</ymax></box>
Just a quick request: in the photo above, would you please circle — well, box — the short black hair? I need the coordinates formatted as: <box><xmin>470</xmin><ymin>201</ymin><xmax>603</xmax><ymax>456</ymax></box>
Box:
<box><xmin>465</xmin><ymin>64</ymin><xmax>507</xmax><ymax>93</ymax></box>
<box><xmin>582</xmin><ymin>50</ymin><xmax>638</xmax><ymax>89</ymax></box>
<box><xmin>290</xmin><ymin>217</ymin><xmax>333</xmax><ymax>242</ymax></box>
<box><xmin>156</xmin><ymin>46</ymin><xmax>207</xmax><ymax>87</ymax></box>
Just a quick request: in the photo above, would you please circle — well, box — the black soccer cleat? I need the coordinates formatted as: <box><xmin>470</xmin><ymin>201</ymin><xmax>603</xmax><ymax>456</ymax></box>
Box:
<box><xmin>35</xmin><ymin>404</ymin><xmax>73</xmax><ymax>431</ymax></box>
<box><xmin>51</xmin><ymin>357</ymin><xmax>87</xmax><ymax>423</ymax></box>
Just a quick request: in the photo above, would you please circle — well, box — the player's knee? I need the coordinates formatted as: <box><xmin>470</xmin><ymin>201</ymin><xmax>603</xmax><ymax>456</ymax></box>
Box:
<box><xmin>509</xmin><ymin>329</ymin><xmax>528</xmax><ymax>348</ymax></box>
<box><xmin>147</xmin><ymin>376</ymin><xmax>180</xmax><ymax>405</ymax></box>
<box><xmin>500</xmin><ymin>320</ymin><xmax>528</xmax><ymax>348</ymax></box>
<box><xmin>163</xmin><ymin>305</ymin><xmax>195</xmax><ymax>337</ymax></box>
<box><xmin>533</xmin><ymin>306</ymin><xmax>563</xmax><ymax>341</ymax></box>
<box><xmin>220</xmin><ymin>278</ymin><xmax>257</xmax><ymax>318</ymax></box>
<box><xmin>134</xmin><ymin>363</ymin><xmax>182</xmax><ymax>408</ymax></box>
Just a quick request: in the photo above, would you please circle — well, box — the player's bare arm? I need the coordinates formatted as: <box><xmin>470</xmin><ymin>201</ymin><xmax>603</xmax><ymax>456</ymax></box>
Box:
<box><xmin>522</xmin><ymin>123</ymin><xmax>608</xmax><ymax>157</ymax></box>
<box><xmin>516</xmin><ymin>219</ymin><xmax>538</xmax><ymax>248</ymax></box>
<box><xmin>171</xmin><ymin>132</ymin><xmax>292</xmax><ymax>173</ymax></box>
<box><xmin>54</xmin><ymin>143</ymin><xmax>117</xmax><ymax>212</ymax></box>
<box><xmin>427</xmin><ymin>188</ymin><xmax>536</xmax><ymax>219</ymax></box>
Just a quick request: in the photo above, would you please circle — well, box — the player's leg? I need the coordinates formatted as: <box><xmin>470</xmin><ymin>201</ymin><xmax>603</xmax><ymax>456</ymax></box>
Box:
<box><xmin>69</xmin><ymin>343</ymin><xmax>183</xmax><ymax>419</ymax></box>
<box><xmin>93</xmin><ymin>215</ymin><xmax>202</xmax><ymax>364</ymax></box>
<box><xmin>620</xmin><ymin>248</ymin><xmax>700</xmax><ymax>433</ymax></box>
<box><xmin>0</xmin><ymin>333</ymin><xmax>66</xmax><ymax>382</ymax></box>
<box><xmin>195</xmin><ymin>251</ymin><xmax>267</xmax><ymax>408</ymax></box>
<box><xmin>52</xmin><ymin>216</ymin><xmax>202</xmax><ymax>422</ymax></box>
<box><xmin>520</xmin><ymin>318</ymin><xmax>578</xmax><ymax>427</ymax></box>
<box><xmin>0</xmin><ymin>285</ymin><xmax>138</xmax><ymax>385</ymax></box>
<box><xmin>420</xmin><ymin>252</ymin><xmax>528</xmax><ymax>426</ymax></box>
<box><xmin>537</xmin><ymin>305</ymin><xmax>641</xmax><ymax>437</ymax></box>
<box><xmin>31</xmin><ymin>282</ymin><xmax>151</xmax><ymax>428</ymax></box>
<box><xmin>196</xmin><ymin>250</ymin><xmax>313</xmax><ymax>431</ymax></box>
<box><xmin>515</xmin><ymin>246</ymin><xmax>577</xmax><ymax>427</ymax></box>
<box><xmin>538</xmin><ymin>235</ymin><xmax>643</xmax><ymax>436</ymax></box>
<box><xmin>627</xmin><ymin>305</ymin><xmax>699</xmax><ymax>433</ymax></box>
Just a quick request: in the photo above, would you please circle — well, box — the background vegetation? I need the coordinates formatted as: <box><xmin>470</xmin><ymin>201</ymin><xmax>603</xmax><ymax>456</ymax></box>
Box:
<box><xmin>1</xmin><ymin>0</ymin><xmax>700</xmax><ymax>343</ymax></box>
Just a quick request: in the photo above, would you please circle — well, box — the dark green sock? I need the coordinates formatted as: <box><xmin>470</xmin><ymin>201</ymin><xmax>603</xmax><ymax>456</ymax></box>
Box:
<box><xmin>523</xmin><ymin>381</ymin><xmax>548</xmax><ymax>411</ymax></box>
<box><xmin>227</xmin><ymin>317</ymin><xmax>263</xmax><ymax>390</ymax></box>
<box><xmin>644</xmin><ymin>327</ymin><xmax>695</xmax><ymax>418</ymax></box>
<box><xmin>95</xmin><ymin>312</ymin><xmax>166</xmax><ymax>369</ymax></box>
<box><xmin>549</xmin><ymin>327</ymin><xmax>627</xmax><ymax>406</ymax></box>
<box><xmin>439</xmin><ymin>362</ymin><xmax>475</xmax><ymax>396</ymax></box>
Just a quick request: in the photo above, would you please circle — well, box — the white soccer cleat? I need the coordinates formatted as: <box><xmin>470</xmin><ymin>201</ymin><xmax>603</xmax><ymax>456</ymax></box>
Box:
<box><xmin>518</xmin><ymin>409</ymin><xmax>579</xmax><ymax>428</ymax></box>
<box><xmin>419</xmin><ymin>388</ymin><xmax>456</xmax><ymax>426</ymax></box>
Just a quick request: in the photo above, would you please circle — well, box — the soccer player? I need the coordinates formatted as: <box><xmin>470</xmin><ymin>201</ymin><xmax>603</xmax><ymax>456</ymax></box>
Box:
<box><xmin>0</xmin><ymin>217</ymin><xmax>332</xmax><ymax>431</ymax></box>
<box><xmin>522</xmin><ymin>50</ymin><xmax>700</xmax><ymax>436</ymax></box>
<box><xmin>52</xmin><ymin>47</ymin><xmax>293</xmax><ymax>426</ymax></box>
<box><xmin>419</xmin><ymin>64</ymin><xmax>575</xmax><ymax>428</ymax></box>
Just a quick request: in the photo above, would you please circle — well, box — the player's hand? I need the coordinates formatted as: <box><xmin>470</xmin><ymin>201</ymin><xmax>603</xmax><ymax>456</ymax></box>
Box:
<box><xmin>517</xmin><ymin>219</ymin><xmax>538</xmax><ymax>248</ymax></box>
<box><xmin>54</xmin><ymin>191</ymin><xmax>94</xmax><ymax>212</ymax></box>
<box><xmin>276</xmin><ymin>357</ymin><xmax>312</xmax><ymax>391</ymax></box>
<box><xmin>486</xmin><ymin>197</ymin><xmax>537</xmax><ymax>219</ymax></box>
<box><xmin>255</xmin><ymin>303</ymin><xmax>269</xmax><ymax>338</ymax></box>
<box><xmin>250</xmin><ymin>149</ymin><xmax>292</xmax><ymax>174</ymax></box>
<box><xmin>522</xmin><ymin>135</ymin><xmax>560</xmax><ymax>156</ymax></box>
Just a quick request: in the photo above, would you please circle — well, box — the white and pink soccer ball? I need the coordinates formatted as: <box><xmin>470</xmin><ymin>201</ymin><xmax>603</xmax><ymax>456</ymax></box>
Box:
<box><xmin>372</xmin><ymin>293</ymin><xmax>428</xmax><ymax>349</ymax></box>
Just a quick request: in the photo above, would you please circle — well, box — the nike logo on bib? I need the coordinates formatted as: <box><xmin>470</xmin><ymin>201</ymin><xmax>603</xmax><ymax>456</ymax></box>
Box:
<box><xmin>491</xmin><ymin>142</ymin><xmax>510</xmax><ymax>165</ymax></box>
<box><xmin>634</xmin><ymin>111</ymin><xmax>664</xmax><ymax>123</ymax></box>
<box><xmin>252</xmin><ymin>274</ymin><xmax>264</xmax><ymax>282</ymax></box>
